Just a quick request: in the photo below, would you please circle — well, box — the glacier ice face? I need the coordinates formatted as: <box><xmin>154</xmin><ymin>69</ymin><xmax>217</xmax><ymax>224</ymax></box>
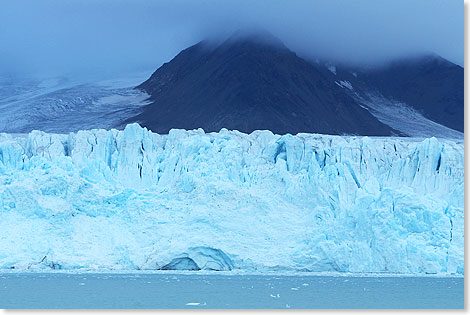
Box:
<box><xmin>0</xmin><ymin>124</ymin><xmax>464</xmax><ymax>274</ymax></box>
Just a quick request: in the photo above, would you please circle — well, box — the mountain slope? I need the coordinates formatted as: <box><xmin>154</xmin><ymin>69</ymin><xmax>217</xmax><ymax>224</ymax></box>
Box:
<box><xmin>362</xmin><ymin>55</ymin><xmax>464</xmax><ymax>132</ymax></box>
<box><xmin>134</xmin><ymin>34</ymin><xmax>397</xmax><ymax>136</ymax></box>
<box><xmin>322</xmin><ymin>55</ymin><xmax>464</xmax><ymax>136</ymax></box>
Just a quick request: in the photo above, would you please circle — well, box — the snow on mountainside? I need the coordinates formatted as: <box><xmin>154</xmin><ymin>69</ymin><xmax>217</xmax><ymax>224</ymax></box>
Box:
<box><xmin>0</xmin><ymin>124</ymin><xmax>463</xmax><ymax>274</ymax></box>
<box><xmin>356</xmin><ymin>93</ymin><xmax>464</xmax><ymax>139</ymax></box>
<box><xmin>319</xmin><ymin>55</ymin><xmax>464</xmax><ymax>138</ymax></box>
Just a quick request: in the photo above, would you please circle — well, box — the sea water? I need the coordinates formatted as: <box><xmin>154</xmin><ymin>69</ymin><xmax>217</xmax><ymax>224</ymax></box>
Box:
<box><xmin>0</xmin><ymin>273</ymin><xmax>463</xmax><ymax>309</ymax></box>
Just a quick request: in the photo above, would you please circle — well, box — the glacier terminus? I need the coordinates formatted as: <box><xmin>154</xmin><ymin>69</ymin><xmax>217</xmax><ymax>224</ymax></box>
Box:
<box><xmin>0</xmin><ymin>124</ymin><xmax>463</xmax><ymax>275</ymax></box>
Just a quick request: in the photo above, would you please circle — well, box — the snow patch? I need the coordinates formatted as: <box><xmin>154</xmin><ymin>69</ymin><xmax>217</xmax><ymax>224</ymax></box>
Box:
<box><xmin>335</xmin><ymin>80</ymin><xmax>353</xmax><ymax>90</ymax></box>
<box><xmin>327</xmin><ymin>64</ymin><xmax>337</xmax><ymax>75</ymax></box>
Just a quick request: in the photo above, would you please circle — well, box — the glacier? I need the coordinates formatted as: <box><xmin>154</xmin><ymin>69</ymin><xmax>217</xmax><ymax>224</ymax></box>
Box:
<box><xmin>0</xmin><ymin>74</ymin><xmax>151</xmax><ymax>134</ymax></box>
<box><xmin>0</xmin><ymin>124</ymin><xmax>464</xmax><ymax>274</ymax></box>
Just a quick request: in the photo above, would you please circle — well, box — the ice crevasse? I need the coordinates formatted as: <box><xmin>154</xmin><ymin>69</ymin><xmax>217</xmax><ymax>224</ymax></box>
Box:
<box><xmin>0</xmin><ymin>123</ymin><xmax>464</xmax><ymax>274</ymax></box>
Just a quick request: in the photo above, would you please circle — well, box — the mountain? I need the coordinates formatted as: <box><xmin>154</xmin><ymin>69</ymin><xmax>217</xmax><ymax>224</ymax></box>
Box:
<box><xmin>362</xmin><ymin>55</ymin><xmax>463</xmax><ymax>132</ymax></box>
<box><xmin>317</xmin><ymin>55</ymin><xmax>464</xmax><ymax>138</ymax></box>
<box><xmin>0</xmin><ymin>33</ymin><xmax>461</xmax><ymax>138</ymax></box>
<box><xmin>133</xmin><ymin>33</ymin><xmax>397</xmax><ymax>136</ymax></box>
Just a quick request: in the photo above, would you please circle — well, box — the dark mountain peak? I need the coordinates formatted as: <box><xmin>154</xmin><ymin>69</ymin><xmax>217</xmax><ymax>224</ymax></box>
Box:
<box><xmin>132</xmin><ymin>33</ymin><xmax>396</xmax><ymax>136</ymax></box>
<box><xmin>221</xmin><ymin>28</ymin><xmax>288</xmax><ymax>50</ymax></box>
<box><xmin>357</xmin><ymin>52</ymin><xmax>463</xmax><ymax>132</ymax></box>
<box><xmin>413</xmin><ymin>53</ymin><xmax>454</xmax><ymax>66</ymax></box>
<box><xmin>137</xmin><ymin>31</ymin><xmax>294</xmax><ymax>96</ymax></box>
<box><xmin>133</xmin><ymin>32</ymin><xmax>462</xmax><ymax>136</ymax></box>
<box><xmin>374</xmin><ymin>52</ymin><xmax>462</xmax><ymax>71</ymax></box>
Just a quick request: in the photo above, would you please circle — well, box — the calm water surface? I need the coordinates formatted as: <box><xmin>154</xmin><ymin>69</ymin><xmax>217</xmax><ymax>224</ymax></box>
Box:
<box><xmin>0</xmin><ymin>273</ymin><xmax>463</xmax><ymax>309</ymax></box>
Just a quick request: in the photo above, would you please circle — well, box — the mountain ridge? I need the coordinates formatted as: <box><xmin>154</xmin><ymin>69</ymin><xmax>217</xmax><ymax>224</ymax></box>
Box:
<box><xmin>133</xmin><ymin>34</ymin><xmax>399</xmax><ymax>136</ymax></box>
<box><xmin>133</xmin><ymin>32</ymin><xmax>463</xmax><ymax>137</ymax></box>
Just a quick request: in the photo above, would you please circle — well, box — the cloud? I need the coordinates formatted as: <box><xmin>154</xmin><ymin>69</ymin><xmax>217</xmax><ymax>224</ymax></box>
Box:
<box><xmin>0</xmin><ymin>0</ymin><xmax>462</xmax><ymax>78</ymax></box>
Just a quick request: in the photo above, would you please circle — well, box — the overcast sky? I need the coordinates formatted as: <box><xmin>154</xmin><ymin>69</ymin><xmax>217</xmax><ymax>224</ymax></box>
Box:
<box><xmin>0</xmin><ymin>0</ymin><xmax>463</xmax><ymax>79</ymax></box>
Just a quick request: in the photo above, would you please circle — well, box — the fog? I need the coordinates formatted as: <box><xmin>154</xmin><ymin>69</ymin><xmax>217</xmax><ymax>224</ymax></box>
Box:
<box><xmin>0</xmin><ymin>0</ymin><xmax>463</xmax><ymax>79</ymax></box>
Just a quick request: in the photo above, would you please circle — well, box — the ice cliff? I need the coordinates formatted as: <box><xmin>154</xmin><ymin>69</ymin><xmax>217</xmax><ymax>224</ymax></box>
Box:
<box><xmin>0</xmin><ymin>124</ymin><xmax>464</xmax><ymax>274</ymax></box>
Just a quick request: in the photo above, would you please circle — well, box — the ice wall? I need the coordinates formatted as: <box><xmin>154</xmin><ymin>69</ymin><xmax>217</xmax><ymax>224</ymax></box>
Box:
<box><xmin>0</xmin><ymin>124</ymin><xmax>464</xmax><ymax>274</ymax></box>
